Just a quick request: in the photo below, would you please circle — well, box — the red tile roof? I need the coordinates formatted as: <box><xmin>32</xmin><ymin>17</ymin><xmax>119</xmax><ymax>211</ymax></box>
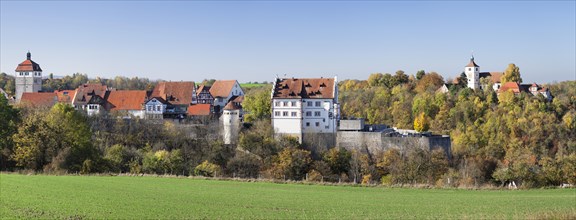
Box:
<box><xmin>498</xmin><ymin>82</ymin><xmax>521</xmax><ymax>94</ymax></box>
<box><xmin>479</xmin><ymin>72</ymin><xmax>503</xmax><ymax>83</ymax></box>
<box><xmin>187</xmin><ymin>104</ymin><xmax>212</xmax><ymax>116</ymax></box>
<box><xmin>55</xmin><ymin>90</ymin><xmax>76</xmax><ymax>104</ymax></box>
<box><xmin>465</xmin><ymin>58</ymin><xmax>479</xmax><ymax>68</ymax></box>
<box><xmin>15</xmin><ymin>52</ymin><xmax>42</xmax><ymax>72</ymax></box>
<box><xmin>20</xmin><ymin>92</ymin><xmax>57</xmax><ymax>107</ymax></box>
<box><xmin>223</xmin><ymin>101</ymin><xmax>241</xmax><ymax>110</ymax></box>
<box><xmin>106</xmin><ymin>90</ymin><xmax>147</xmax><ymax>111</ymax></box>
<box><xmin>151</xmin><ymin>81</ymin><xmax>195</xmax><ymax>105</ymax></box>
<box><xmin>273</xmin><ymin>78</ymin><xmax>335</xmax><ymax>99</ymax></box>
<box><xmin>73</xmin><ymin>83</ymin><xmax>110</xmax><ymax>106</ymax></box>
<box><xmin>209</xmin><ymin>80</ymin><xmax>238</xmax><ymax>98</ymax></box>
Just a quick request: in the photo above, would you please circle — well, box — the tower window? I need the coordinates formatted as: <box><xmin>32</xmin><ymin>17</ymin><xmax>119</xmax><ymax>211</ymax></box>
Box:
<box><xmin>468</xmin><ymin>68</ymin><xmax>472</xmax><ymax>71</ymax></box>
<box><xmin>475</xmin><ymin>68</ymin><xmax>478</xmax><ymax>71</ymax></box>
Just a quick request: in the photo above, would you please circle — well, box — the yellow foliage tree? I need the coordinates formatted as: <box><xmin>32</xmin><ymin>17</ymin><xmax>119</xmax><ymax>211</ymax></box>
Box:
<box><xmin>414</xmin><ymin>112</ymin><xmax>430</xmax><ymax>132</ymax></box>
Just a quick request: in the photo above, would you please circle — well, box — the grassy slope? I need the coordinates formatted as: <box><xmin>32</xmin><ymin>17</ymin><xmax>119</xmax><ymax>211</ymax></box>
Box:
<box><xmin>240</xmin><ymin>83</ymin><xmax>267</xmax><ymax>88</ymax></box>
<box><xmin>1</xmin><ymin>174</ymin><xmax>575</xmax><ymax>219</ymax></box>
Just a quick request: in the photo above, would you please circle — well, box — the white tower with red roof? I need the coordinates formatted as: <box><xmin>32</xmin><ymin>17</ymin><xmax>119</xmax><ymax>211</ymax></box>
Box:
<box><xmin>15</xmin><ymin>51</ymin><xmax>43</xmax><ymax>100</ymax></box>
<box><xmin>465</xmin><ymin>56</ymin><xmax>480</xmax><ymax>90</ymax></box>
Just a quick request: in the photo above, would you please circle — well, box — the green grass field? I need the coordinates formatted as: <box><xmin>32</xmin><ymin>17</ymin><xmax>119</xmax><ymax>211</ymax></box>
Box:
<box><xmin>1</xmin><ymin>174</ymin><xmax>575</xmax><ymax>219</ymax></box>
<box><xmin>240</xmin><ymin>83</ymin><xmax>268</xmax><ymax>88</ymax></box>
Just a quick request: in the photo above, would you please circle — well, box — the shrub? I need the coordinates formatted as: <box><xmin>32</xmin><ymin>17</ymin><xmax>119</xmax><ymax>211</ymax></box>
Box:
<box><xmin>194</xmin><ymin>160</ymin><xmax>221</xmax><ymax>177</ymax></box>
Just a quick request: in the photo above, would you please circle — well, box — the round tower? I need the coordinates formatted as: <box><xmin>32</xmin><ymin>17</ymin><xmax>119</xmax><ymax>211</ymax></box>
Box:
<box><xmin>464</xmin><ymin>56</ymin><xmax>480</xmax><ymax>90</ymax></box>
<box><xmin>15</xmin><ymin>51</ymin><xmax>43</xmax><ymax>100</ymax></box>
<box><xmin>221</xmin><ymin>102</ymin><xmax>242</xmax><ymax>145</ymax></box>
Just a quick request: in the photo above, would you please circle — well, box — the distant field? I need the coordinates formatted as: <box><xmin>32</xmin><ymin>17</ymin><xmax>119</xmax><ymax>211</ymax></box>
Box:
<box><xmin>240</xmin><ymin>83</ymin><xmax>268</xmax><ymax>88</ymax></box>
<box><xmin>1</xmin><ymin>174</ymin><xmax>575</xmax><ymax>219</ymax></box>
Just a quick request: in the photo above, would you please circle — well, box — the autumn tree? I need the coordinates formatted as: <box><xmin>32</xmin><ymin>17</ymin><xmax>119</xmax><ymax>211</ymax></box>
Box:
<box><xmin>414</xmin><ymin>112</ymin><xmax>430</xmax><ymax>132</ymax></box>
<box><xmin>500</xmin><ymin>63</ymin><xmax>522</xmax><ymax>84</ymax></box>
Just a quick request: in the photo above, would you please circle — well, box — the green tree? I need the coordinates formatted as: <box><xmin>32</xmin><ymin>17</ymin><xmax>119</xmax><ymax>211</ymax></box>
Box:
<box><xmin>243</xmin><ymin>85</ymin><xmax>272</xmax><ymax>122</ymax></box>
<box><xmin>501</xmin><ymin>63</ymin><xmax>522</xmax><ymax>84</ymax></box>
<box><xmin>416</xmin><ymin>70</ymin><xmax>425</xmax><ymax>80</ymax></box>
<box><xmin>0</xmin><ymin>95</ymin><xmax>19</xmax><ymax>170</ymax></box>
<box><xmin>322</xmin><ymin>147</ymin><xmax>351</xmax><ymax>175</ymax></box>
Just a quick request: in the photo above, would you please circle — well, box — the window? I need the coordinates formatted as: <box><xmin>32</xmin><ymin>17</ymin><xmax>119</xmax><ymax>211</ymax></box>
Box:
<box><xmin>291</xmin><ymin>101</ymin><xmax>296</xmax><ymax>107</ymax></box>
<box><xmin>282</xmin><ymin>111</ymin><xmax>288</xmax><ymax>116</ymax></box>
<box><xmin>315</xmin><ymin>101</ymin><xmax>321</xmax><ymax>107</ymax></box>
<box><xmin>306</xmin><ymin>122</ymin><xmax>310</xmax><ymax>127</ymax></box>
<box><xmin>291</xmin><ymin>112</ymin><xmax>297</xmax><ymax>117</ymax></box>
<box><xmin>274</xmin><ymin>111</ymin><xmax>280</xmax><ymax>116</ymax></box>
<box><xmin>475</xmin><ymin>68</ymin><xmax>478</xmax><ymax>71</ymax></box>
<box><xmin>306</xmin><ymin>111</ymin><xmax>312</xmax><ymax>117</ymax></box>
<box><xmin>283</xmin><ymin>101</ymin><xmax>288</xmax><ymax>106</ymax></box>
<box><xmin>148</xmin><ymin>106</ymin><xmax>152</xmax><ymax>111</ymax></box>
<box><xmin>315</xmin><ymin>122</ymin><xmax>320</xmax><ymax>127</ymax></box>
<box><xmin>275</xmin><ymin>101</ymin><xmax>280</xmax><ymax>107</ymax></box>
<box><xmin>468</xmin><ymin>68</ymin><xmax>472</xmax><ymax>71</ymax></box>
<box><xmin>307</xmin><ymin>101</ymin><xmax>313</xmax><ymax>106</ymax></box>
<box><xmin>314</xmin><ymin>111</ymin><xmax>321</xmax><ymax>116</ymax></box>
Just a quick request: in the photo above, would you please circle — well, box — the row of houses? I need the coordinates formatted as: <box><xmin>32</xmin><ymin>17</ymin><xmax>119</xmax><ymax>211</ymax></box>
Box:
<box><xmin>436</xmin><ymin>56</ymin><xmax>552</xmax><ymax>100</ymax></box>
<box><xmin>19</xmin><ymin>80</ymin><xmax>245</xmax><ymax>120</ymax></box>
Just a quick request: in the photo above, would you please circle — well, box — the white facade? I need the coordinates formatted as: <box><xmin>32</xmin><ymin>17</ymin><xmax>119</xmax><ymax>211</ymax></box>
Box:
<box><xmin>212</xmin><ymin>80</ymin><xmax>245</xmax><ymax>110</ymax></box>
<box><xmin>145</xmin><ymin>98</ymin><xmax>167</xmax><ymax>119</ymax></box>
<box><xmin>271</xmin><ymin>77</ymin><xmax>339</xmax><ymax>143</ymax></box>
<box><xmin>465</xmin><ymin>61</ymin><xmax>480</xmax><ymax>90</ymax></box>
<box><xmin>221</xmin><ymin>108</ymin><xmax>241</xmax><ymax>144</ymax></box>
<box><xmin>15</xmin><ymin>52</ymin><xmax>42</xmax><ymax>101</ymax></box>
<box><xmin>85</xmin><ymin>104</ymin><xmax>103</xmax><ymax>116</ymax></box>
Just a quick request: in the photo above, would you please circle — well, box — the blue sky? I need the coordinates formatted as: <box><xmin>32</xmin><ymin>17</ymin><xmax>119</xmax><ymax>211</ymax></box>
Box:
<box><xmin>1</xmin><ymin>1</ymin><xmax>575</xmax><ymax>83</ymax></box>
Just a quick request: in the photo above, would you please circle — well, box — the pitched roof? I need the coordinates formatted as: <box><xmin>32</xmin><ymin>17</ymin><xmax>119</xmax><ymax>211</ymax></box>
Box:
<box><xmin>465</xmin><ymin>57</ymin><xmax>479</xmax><ymax>68</ymax></box>
<box><xmin>55</xmin><ymin>90</ymin><xmax>76</xmax><ymax>104</ymax></box>
<box><xmin>145</xmin><ymin>97</ymin><xmax>168</xmax><ymax>105</ymax></box>
<box><xmin>106</xmin><ymin>90</ymin><xmax>147</xmax><ymax>111</ymax></box>
<box><xmin>498</xmin><ymin>82</ymin><xmax>521</xmax><ymax>94</ymax></box>
<box><xmin>151</xmin><ymin>81</ymin><xmax>195</xmax><ymax>105</ymax></box>
<box><xmin>230</xmin><ymin>95</ymin><xmax>244</xmax><ymax>103</ymax></box>
<box><xmin>73</xmin><ymin>83</ymin><xmax>110</xmax><ymax>106</ymax></box>
<box><xmin>209</xmin><ymin>80</ymin><xmax>238</xmax><ymax>98</ymax></box>
<box><xmin>20</xmin><ymin>92</ymin><xmax>57</xmax><ymax>107</ymax></box>
<box><xmin>15</xmin><ymin>52</ymin><xmax>42</xmax><ymax>72</ymax></box>
<box><xmin>197</xmin><ymin>85</ymin><xmax>211</xmax><ymax>95</ymax></box>
<box><xmin>187</xmin><ymin>104</ymin><xmax>212</xmax><ymax>116</ymax></box>
<box><xmin>479</xmin><ymin>72</ymin><xmax>503</xmax><ymax>83</ymax></box>
<box><xmin>272</xmin><ymin>77</ymin><xmax>335</xmax><ymax>99</ymax></box>
<box><xmin>223</xmin><ymin>101</ymin><xmax>242</xmax><ymax>111</ymax></box>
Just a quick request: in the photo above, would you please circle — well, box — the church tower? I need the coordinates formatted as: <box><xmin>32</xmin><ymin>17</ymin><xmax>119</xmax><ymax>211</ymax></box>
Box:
<box><xmin>464</xmin><ymin>56</ymin><xmax>480</xmax><ymax>90</ymax></box>
<box><xmin>15</xmin><ymin>51</ymin><xmax>43</xmax><ymax>100</ymax></box>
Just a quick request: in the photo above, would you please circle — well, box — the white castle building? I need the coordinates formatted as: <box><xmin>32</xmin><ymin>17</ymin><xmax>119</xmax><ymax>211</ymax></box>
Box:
<box><xmin>271</xmin><ymin>77</ymin><xmax>340</xmax><ymax>143</ymax></box>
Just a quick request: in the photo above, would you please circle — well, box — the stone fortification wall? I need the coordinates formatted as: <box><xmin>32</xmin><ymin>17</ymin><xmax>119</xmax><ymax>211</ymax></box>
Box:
<box><xmin>336</xmin><ymin>131</ymin><xmax>452</xmax><ymax>158</ymax></box>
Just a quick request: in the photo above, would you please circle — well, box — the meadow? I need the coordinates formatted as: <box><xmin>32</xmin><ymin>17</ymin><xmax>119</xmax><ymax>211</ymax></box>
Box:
<box><xmin>1</xmin><ymin>174</ymin><xmax>575</xmax><ymax>219</ymax></box>
<box><xmin>240</xmin><ymin>83</ymin><xmax>268</xmax><ymax>88</ymax></box>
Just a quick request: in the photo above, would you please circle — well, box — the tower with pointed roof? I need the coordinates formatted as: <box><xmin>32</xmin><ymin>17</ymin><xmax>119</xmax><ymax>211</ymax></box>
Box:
<box><xmin>465</xmin><ymin>56</ymin><xmax>480</xmax><ymax>90</ymax></box>
<box><xmin>15</xmin><ymin>52</ymin><xmax>43</xmax><ymax>100</ymax></box>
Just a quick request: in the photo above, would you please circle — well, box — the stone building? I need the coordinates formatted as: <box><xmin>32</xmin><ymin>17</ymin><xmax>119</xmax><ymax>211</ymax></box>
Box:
<box><xmin>15</xmin><ymin>52</ymin><xmax>43</xmax><ymax>101</ymax></box>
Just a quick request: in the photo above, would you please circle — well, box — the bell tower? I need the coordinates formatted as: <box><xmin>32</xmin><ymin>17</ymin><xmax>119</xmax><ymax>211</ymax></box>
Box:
<box><xmin>464</xmin><ymin>55</ymin><xmax>480</xmax><ymax>90</ymax></box>
<box><xmin>15</xmin><ymin>51</ymin><xmax>43</xmax><ymax>100</ymax></box>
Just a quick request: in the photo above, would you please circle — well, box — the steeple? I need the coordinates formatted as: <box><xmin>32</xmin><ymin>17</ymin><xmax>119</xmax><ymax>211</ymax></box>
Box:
<box><xmin>27</xmin><ymin>51</ymin><xmax>31</xmax><ymax>60</ymax></box>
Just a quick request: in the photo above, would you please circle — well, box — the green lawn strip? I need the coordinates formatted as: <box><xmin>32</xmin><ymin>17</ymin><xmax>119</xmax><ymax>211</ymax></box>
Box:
<box><xmin>1</xmin><ymin>174</ymin><xmax>574</xmax><ymax>219</ymax></box>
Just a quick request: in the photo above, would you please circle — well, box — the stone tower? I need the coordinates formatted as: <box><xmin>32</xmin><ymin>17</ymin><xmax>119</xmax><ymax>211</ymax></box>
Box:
<box><xmin>15</xmin><ymin>51</ymin><xmax>43</xmax><ymax>100</ymax></box>
<box><xmin>221</xmin><ymin>102</ymin><xmax>242</xmax><ymax>145</ymax></box>
<box><xmin>464</xmin><ymin>56</ymin><xmax>480</xmax><ymax>90</ymax></box>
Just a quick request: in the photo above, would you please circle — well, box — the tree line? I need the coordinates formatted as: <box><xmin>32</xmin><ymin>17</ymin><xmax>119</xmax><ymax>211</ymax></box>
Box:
<box><xmin>1</xmin><ymin>67</ymin><xmax>575</xmax><ymax>188</ymax></box>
